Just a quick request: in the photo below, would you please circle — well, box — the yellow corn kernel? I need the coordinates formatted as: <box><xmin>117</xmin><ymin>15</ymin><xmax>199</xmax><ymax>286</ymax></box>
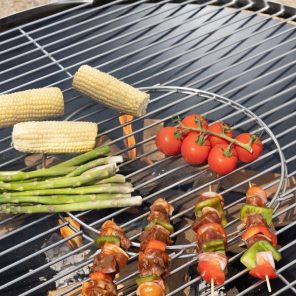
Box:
<box><xmin>12</xmin><ymin>121</ymin><xmax>98</xmax><ymax>154</ymax></box>
<box><xmin>0</xmin><ymin>88</ymin><xmax>64</xmax><ymax>128</ymax></box>
<box><xmin>73</xmin><ymin>65</ymin><xmax>150</xmax><ymax>117</ymax></box>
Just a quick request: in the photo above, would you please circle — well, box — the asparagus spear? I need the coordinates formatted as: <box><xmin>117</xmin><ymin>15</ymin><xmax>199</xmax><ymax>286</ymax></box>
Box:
<box><xmin>0</xmin><ymin>164</ymin><xmax>117</xmax><ymax>191</ymax></box>
<box><xmin>53</xmin><ymin>145</ymin><xmax>110</xmax><ymax>168</ymax></box>
<box><xmin>67</xmin><ymin>156</ymin><xmax>123</xmax><ymax>177</ymax></box>
<box><xmin>0</xmin><ymin>193</ymin><xmax>132</xmax><ymax>204</ymax></box>
<box><xmin>0</xmin><ymin>167</ymin><xmax>76</xmax><ymax>182</ymax></box>
<box><xmin>1</xmin><ymin>183</ymin><xmax>133</xmax><ymax>197</ymax></box>
<box><xmin>0</xmin><ymin>196</ymin><xmax>142</xmax><ymax>213</ymax></box>
<box><xmin>95</xmin><ymin>174</ymin><xmax>126</xmax><ymax>184</ymax></box>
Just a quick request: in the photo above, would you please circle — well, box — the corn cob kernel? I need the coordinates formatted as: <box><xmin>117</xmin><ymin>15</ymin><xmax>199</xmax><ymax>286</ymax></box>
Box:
<box><xmin>0</xmin><ymin>88</ymin><xmax>64</xmax><ymax>128</ymax></box>
<box><xmin>12</xmin><ymin>121</ymin><xmax>98</xmax><ymax>154</ymax></box>
<box><xmin>73</xmin><ymin>65</ymin><xmax>150</xmax><ymax>117</ymax></box>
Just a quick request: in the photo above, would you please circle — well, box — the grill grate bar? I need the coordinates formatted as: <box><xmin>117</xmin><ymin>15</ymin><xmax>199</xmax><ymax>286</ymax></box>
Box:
<box><xmin>272</xmin><ymin>280</ymin><xmax>296</xmax><ymax>296</ymax></box>
<box><xmin>0</xmin><ymin>0</ymin><xmax>216</xmax><ymax>67</ymax></box>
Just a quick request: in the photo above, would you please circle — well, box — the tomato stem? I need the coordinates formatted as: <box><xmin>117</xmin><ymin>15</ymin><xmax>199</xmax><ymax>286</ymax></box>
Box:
<box><xmin>180</xmin><ymin>123</ymin><xmax>253</xmax><ymax>152</ymax></box>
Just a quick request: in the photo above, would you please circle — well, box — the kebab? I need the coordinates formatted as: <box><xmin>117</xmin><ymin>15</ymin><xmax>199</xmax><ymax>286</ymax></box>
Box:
<box><xmin>240</xmin><ymin>185</ymin><xmax>281</xmax><ymax>291</ymax></box>
<box><xmin>192</xmin><ymin>191</ymin><xmax>228</xmax><ymax>289</ymax></box>
<box><xmin>136</xmin><ymin>198</ymin><xmax>174</xmax><ymax>296</ymax></box>
<box><xmin>82</xmin><ymin>220</ymin><xmax>130</xmax><ymax>296</ymax></box>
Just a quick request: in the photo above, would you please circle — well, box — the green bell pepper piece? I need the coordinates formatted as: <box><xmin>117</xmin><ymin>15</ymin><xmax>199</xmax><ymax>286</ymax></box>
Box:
<box><xmin>145</xmin><ymin>219</ymin><xmax>174</xmax><ymax>233</ymax></box>
<box><xmin>195</xmin><ymin>197</ymin><xmax>227</xmax><ymax>225</ymax></box>
<box><xmin>240</xmin><ymin>204</ymin><xmax>273</xmax><ymax>226</ymax></box>
<box><xmin>136</xmin><ymin>275</ymin><xmax>160</xmax><ymax>286</ymax></box>
<box><xmin>201</xmin><ymin>239</ymin><xmax>226</xmax><ymax>254</ymax></box>
<box><xmin>95</xmin><ymin>235</ymin><xmax>120</xmax><ymax>247</ymax></box>
<box><xmin>240</xmin><ymin>240</ymin><xmax>281</xmax><ymax>270</ymax></box>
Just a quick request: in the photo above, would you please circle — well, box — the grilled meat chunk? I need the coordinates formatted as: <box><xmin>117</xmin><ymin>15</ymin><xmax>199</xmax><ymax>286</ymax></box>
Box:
<box><xmin>100</xmin><ymin>220</ymin><xmax>131</xmax><ymax>250</ymax></box>
<box><xmin>245</xmin><ymin>213</ymin><xmax>267</xmax><ymax>228</ymax></box>
<box><xmin>147</xmin><ymin>210</ymin><xmax>170</xmax><ymax>223</ymax></box>
<box><xmin>150</xmin><ymin>198</ymin><xmax>174</xmax><ymax>215</ymax></box>
<box><xmin>82</xmin><ymin>279</ymin><xmax>117</xmax><ymax>296</ymax></box>
<box><xmin>192</xmin><ymin>211</ymin><xmax>221</xmax><ymax>233</ymax></box>
<box><xmin>139</xmin><ymin>248</ymin><xmax>170</xmax><ymax>278</ymax></box>
<box><xmin>92</xmin><ymin>253</ymin><xmax>118</xmax><ymax>274</ymax></box>
<box><xmin>247</xmin><ymin>234</ymin><xmax>272</xmax><ymax>247</ymax></box>
<box><xmin>140</xmin><ymin>225</ymin><xmax>173</xmax><ymax>251</ymax></box>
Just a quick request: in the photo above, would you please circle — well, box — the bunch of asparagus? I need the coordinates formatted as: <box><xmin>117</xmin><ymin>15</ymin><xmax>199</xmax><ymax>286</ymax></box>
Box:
<box><xmin>0</xmin><ymin>146</ymin><xmax>142</xmax><ymax>214</ymax></box>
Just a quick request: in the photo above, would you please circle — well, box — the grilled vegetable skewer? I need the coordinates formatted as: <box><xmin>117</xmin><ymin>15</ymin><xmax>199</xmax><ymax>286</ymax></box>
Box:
<box><xmin>137</xmin><ymin>198</ymin><xmax>174</xmax><ymax>296</ymax></box>
<box><xmin>192</xmin><ymin>192</ymin><xmax>228</xmax><ymax>287</ymax></box>
<box><xmin>82</xmin><ymin>220</ymin><xmax>130</xmax><ymax>296</ymax></box>
<box><xmin>240</xmin><ymin>186</ymin><xmax>281</xmax><ymax>291</ymax></box>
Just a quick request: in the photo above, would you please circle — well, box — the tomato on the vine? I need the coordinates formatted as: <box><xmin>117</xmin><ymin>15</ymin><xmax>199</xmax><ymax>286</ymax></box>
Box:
<box><xmin>181</xmin><ymin>114</ymin><xmax>208</xmax><ymax>136</ymax></box>
<box><xmin>155</xmin><ymin>126</ymin><xmax>182</xmax><ymax>156</ymax></box>
<box><xmin>181</xmin><ymin>132</ymin><xmax>211</xmax><ymax>165</ymax></box>
<box><xmin>208</xmin><ymin>144</ymin><xmax>238</xmax><ymax>175</ymax></box>
<box><xmin>235</xmin><ymin>133</ymin><xmax>263</xmax><ymax>163</ymax></box>
<box><xmin>208</xmin><ymin>122</ymin><xmax>233</xmax><ymax>146</ymax></box>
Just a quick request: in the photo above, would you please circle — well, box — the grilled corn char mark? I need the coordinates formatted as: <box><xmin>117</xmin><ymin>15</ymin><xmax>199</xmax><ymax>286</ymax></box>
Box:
<box><xmin>73</xmin><ymin>65</ymin><xmax>150</xmax><ymax>117</ymax></box>
<box><xmin>0</xmin><ymin>87</ymin><xmax>64</xmax><ymax>128</ymax></box>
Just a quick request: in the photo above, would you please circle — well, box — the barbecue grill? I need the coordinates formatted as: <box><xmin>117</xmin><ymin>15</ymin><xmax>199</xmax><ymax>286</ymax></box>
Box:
<box><xmin>0</xmin><ymin>0</ymin><xmax>295</xmax><ymax>295</ymax></box>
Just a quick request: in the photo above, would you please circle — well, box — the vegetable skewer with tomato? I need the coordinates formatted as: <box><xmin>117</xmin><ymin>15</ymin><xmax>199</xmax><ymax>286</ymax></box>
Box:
<box><xmin>239</xmin><ymin>185</ymin><xmax>281</xmax><ymax>292</ymax></box>
<box><xmin>136</xmin><ymin>198</ymin><xmax>174</xmax><ymax>296</ymax></box>
<box><xmin>82</xmin><ymin>220</ymin><xmax>131</xmax><ymax>296</ymax></box>
<box><xmin>191</xmin><ymin>191</ymin><xmax>228</xmax><ymax>289</ymax></box>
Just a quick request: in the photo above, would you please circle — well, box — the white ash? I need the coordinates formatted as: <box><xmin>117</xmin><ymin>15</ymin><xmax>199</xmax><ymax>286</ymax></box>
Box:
<box><xmin>42</xmin><ymin>233</ymin><xmax>92</xmax><ymax>288</ymax></box>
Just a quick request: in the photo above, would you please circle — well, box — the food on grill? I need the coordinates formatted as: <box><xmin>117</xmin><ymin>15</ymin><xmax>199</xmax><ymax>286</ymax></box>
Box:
<box><xmin>207</xmin><ymin>122</ymin><xmax>233</xmax><ymax>146</ymax></box>
<box><xmin>207</xmin><ymin>143</ymin><xmax>238</xmax><ymax>175</ymax></box>
<box><xmin>73</xmin><ymin>65</ymin><xmax>150</xmax><ymax>117</ymax></box>
<box><xmin>12</xmin><ymin>121</ymin><xmax>98</xmax><ymax>154</ymax></box>
<box><xmin>181</xmin><ymin>114</ymin><xmax>208</xmax><ymax>136</ymax></box>
<box><xmin>240</xmin><ymin>186</ymin><xmax>281</xmax><ymax>284</ymax></box>
<box><xmin>234</xmin><ymin>133</ymin><xmax>263</xmax><ymax>163</ymax></box>
<box><xmin>155</xmin><ymin>114</ymin><xmax>262</xmax><ymax>175</ymax></box>
<box><xmin>0</xmin><ymin>146</ymin><xmax>143</xmax><ymax>213</ymax></box>
<box><xmin>155</xmin><ymin>126</ymin><xmax>182</xmax><ymax>156</ymax></box>
<box><xmin>0</xmin><ymin>87</ymin><xmax>64</xmax><ymax>128</ymax></box>
<box><xmin>137</xmin><ymin>198</ymin><xmax>173</xmax><ymax>295</ymax></box>
<box><xmin>181</xmin><ymin>132</ymin><xmax>211</xmax><ymax>165</ymax></box>
<box><xmin>82</xmin><ymin>220</ymin><xmax>130</xmax><ymax>296</ymax></box>
<box><xmin>192</xmin><ymin>191</ymin><xmax>228</xmax><ymax>285</ymax></box>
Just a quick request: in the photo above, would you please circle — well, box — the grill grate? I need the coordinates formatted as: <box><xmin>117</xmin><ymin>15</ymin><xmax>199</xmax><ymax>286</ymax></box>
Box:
<box><xmin>0</xmin><ymin>0</ymin><xmax>295</xmax><ymax>295</ymax></box>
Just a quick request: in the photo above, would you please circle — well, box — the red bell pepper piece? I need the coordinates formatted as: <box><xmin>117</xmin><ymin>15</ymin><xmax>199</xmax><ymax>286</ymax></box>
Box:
<box><xmin>249</xmin><ymin>263</ymin><xmax>277</xmax><ymax>280</ymax></box>
<box><xmin>241</xmin><ymin>226</ymin><xmax>277</xmax><ymax>247</ymax></box>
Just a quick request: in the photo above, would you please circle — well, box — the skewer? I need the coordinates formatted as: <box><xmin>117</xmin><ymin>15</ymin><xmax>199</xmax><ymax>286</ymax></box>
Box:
<box><xmin>41</xmin><ymin>154</ymin><xmax>47</xmax><ymax>169</ymax></box>
<box><xmin>265</xmin><ymin>275</ymin><xmax>272</xmax><ymax>292</ymax></box>
<box><xmin>248</xmin><ymin>181</ymin><xmax>252</xmax><ymax>188</ymax></box>
<box><xmin>209</xmin><ymin>184</ymin><xmax>212</xmax><ymax>192</ymax></box>
<box><xmin>211</xmin><ymin>278</ymin><xmax>215</xmax><ymax>296</ymax></box>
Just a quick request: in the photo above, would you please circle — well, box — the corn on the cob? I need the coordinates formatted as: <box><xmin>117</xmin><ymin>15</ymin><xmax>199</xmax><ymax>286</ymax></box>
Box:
<box><xmin>12</xmin><ymin>121</ymin><xmax>98</xmax><ymax>154</ymax></box>
<box><xmin>73</xmin><ymin>65</ymin><xmax>150</xmax><ymax>117</ymax></box>
<box><xmin>0</xmin><ymin>88</ymin><xmax>64</xmax><ymax>128</ymax></box>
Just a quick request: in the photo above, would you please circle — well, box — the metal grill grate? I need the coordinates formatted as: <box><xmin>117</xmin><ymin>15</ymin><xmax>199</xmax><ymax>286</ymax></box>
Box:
<box><xmin>0</xmin><ymin>0</ymin><xmax>295</xmax><ymax>295</ymax></box>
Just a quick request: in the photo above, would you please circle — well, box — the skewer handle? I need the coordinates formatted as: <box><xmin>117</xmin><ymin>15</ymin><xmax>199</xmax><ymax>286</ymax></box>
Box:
<box><xmin>265</xmin><ymin>275</ymin><xmax>272</xmax><ymax>292</ymax></box>
<box><xmin>211</xmin><ymin>278</ymin><xmax>214</xmax><ymax>296</ymax></box>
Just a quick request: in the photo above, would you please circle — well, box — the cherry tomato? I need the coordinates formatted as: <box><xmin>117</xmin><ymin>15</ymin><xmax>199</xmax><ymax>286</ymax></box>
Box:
<box><xmin>198</xmin><ymin>260</ymin><xmax>225</xmax><ymax>285</ymax></box>
<box><xmin>181</xmin><ymin>132</ymin><xmax>211</xmax><ymax>165</ymax></box>
<box><xmin>208</xmin><ymin>144</ymin><xmax>238</xmax><ymax>175</ymax></box>
<box><xmin>249</xmin><ymin>263</ymin><xmax>277</xmax><ymax>280</ymax></box>
<box><xmin>137</xmin><ymin>282</ymin><xmax>165</xmax><ymax>296</ymax></box>
<box><xmin>181</xmin><ymin>114</ymin><xmax>208</xmax><ymax>136</ymax></box>
<box><xmin>208</xmin><ymin>122</ymin><xmax>233</xmax><ymax>146</ymax></box>
<box><xmin>235</xmin><ymin>133</ymin><xmax>263</xmax><ymax>163</ymax></box>
<box><xmin>155</xmin><ymin>126</ymin><xmax>182</xmax><ymax>156</ymax></box>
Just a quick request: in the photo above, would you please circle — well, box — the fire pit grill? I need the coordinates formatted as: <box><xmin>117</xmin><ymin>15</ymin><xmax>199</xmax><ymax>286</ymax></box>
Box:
<box><xmin>0</xmin><ymin>0</ymin><xmax>295</xmax><ymax>295</ymax></box>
